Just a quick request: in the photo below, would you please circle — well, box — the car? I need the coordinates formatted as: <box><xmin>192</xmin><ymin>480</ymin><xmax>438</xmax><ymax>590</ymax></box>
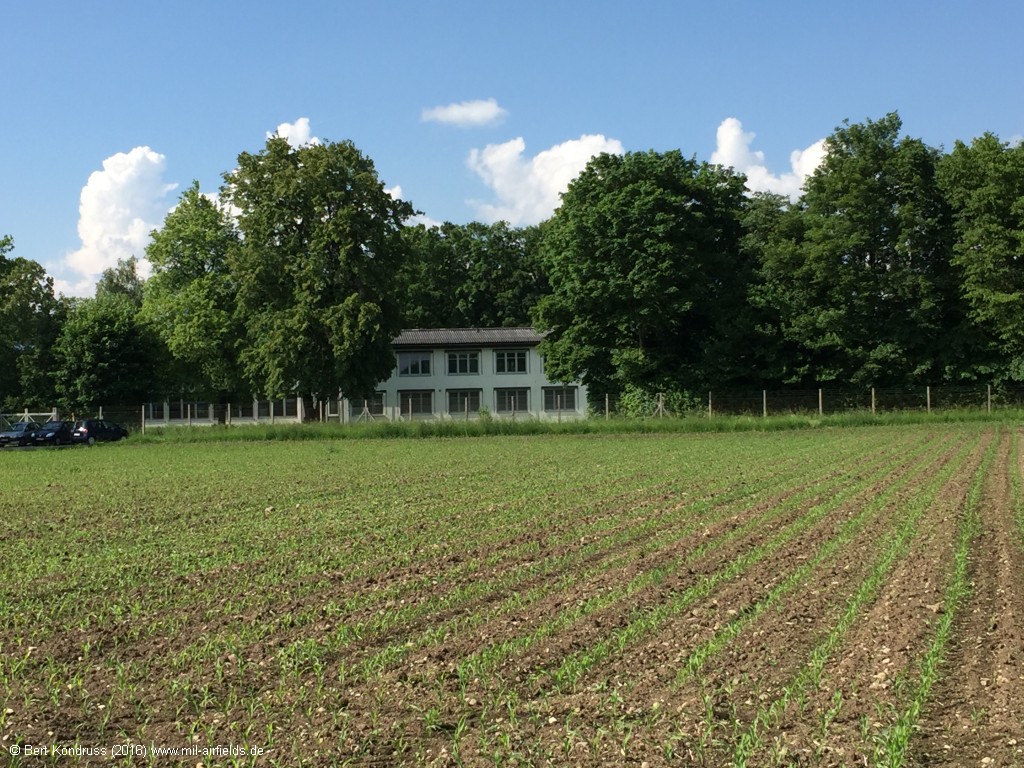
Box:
<box><xmin>71</xmin><ymin>418</ymin><xmax>129</xmax><ymax>446</ymax></box>
<box><xmin>0</xmin><ymin>421</ymin><xmax>42</xmax><ymax>448</ymax></box>
<box><xmin>30</xmin><ymin>419</ymin><xmax>76</xmax><ymax>446</ymax></box>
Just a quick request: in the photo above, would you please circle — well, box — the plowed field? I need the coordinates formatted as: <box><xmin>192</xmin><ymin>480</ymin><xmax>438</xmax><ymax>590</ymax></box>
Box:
<box><xmin>2</xmin><ymin>424</ymin><xmax>1023</xmax><ymax>766</ymax></box>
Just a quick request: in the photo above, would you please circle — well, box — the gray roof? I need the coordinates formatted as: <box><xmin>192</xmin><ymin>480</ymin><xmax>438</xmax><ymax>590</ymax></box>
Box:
<box><xmin>392</xmin><ymin>327</ymin><xmax>546</xmax><ymax>348</ymax></box>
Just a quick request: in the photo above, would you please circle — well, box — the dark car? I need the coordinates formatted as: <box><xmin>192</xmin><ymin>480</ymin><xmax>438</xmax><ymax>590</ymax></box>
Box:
<box><xmin>0</xmin><ymin>421</ymin><xmax>41</xmax><ymax>448</ymax></box>
<box><xmin>71</xmin><ymin>418</ymin><xmax>129</xmax><ymax>446</ymax></box>
<box><xmin>30</xmin><ymin>420</ymin><xmax>76</xmax><ymax>446</ymax></box>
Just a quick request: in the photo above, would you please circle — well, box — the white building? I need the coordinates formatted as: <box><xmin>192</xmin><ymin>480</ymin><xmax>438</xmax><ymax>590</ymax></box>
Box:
<box><xmin>143</xmin><ymin>328</ymin><xmax>587</xmax><ymax>427</ymax></box>
<box><xmin>349</xmin><ymin>327</ymin><xmax>586</xmax><ymax>421</ymax></box>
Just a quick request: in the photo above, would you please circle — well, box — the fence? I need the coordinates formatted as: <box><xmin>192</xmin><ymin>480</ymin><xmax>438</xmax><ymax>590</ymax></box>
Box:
<box><xmin>591</xmin><ymin>385</ymin><xmax>1024</xmax><ymax>419</ymax></box>
<box><xmin>10</xmin><ymin>385</ymin><xmax>1024</xmax><ymax>434</ymax></box>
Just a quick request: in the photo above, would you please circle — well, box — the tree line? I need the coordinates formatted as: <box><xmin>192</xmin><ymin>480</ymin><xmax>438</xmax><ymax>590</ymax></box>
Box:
<box><xmin>2</xmin><ymin>112</ymin><xmax>1023</xmax><ymax>414</ymax></box>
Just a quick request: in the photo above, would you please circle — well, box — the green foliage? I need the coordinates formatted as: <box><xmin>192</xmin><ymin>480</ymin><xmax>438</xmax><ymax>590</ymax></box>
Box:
<box><xmin>52</xmin><ymin>293</ymin><xmax>160</xmax><ymax>411</ymax></box>
<box><xmin>225</xmin><ymin>137</ymin><xmax>413</xmax><ymax>400</ymax></box>
<box><xmin>535</xmin><ymin>150</ymin><xmax>749</xmax><ymax>395</ymax></box>
<box><xmin>95</xmin><ymin>256</ymin><xmax>145</xmax><ymax>307</ymax></box>
<box><xmin>401</xmin><ymin>221</ymin><xmax>547</xmax><ymax>328</ymax></box>
<box><xmin>0</xmin><ymin>236</ymin><xmax>63</xmax><ymax>409</ymax></box>
<box><xmin>142</xmin><ymin>182</ymin><xmax>243</xmax><ymax>399</ymax></box>
<box><xmin>616</xmin><ymin>384</ymin><xmax>703</xmax><ymax>418</ymax></box>
<box><xmin>753</xmin><ymin>113</ymin><xmax>964</xmax><ymax>387</ymax></box>
<box><xmin>938</xmin><ymin>133</ymin><xmax>1024</xmax><ymax>380</ymax></box>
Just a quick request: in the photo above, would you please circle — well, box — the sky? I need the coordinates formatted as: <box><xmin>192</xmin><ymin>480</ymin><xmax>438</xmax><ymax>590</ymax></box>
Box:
<box><xmin>2</xmin><ymin>1</ymin><xmax>1022</xmax><ymax>297</ymax></box>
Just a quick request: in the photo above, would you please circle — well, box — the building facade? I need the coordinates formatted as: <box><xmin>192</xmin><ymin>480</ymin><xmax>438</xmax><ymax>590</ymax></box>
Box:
<box><xmin>349</xmin><ymin>327</ymin><xmax>586</xmax><ymax>421</ymax></box>
<box><xmin>143</xmin><ymin>328</ymin><xmax>587</xmax><ymax>427</ymax></box>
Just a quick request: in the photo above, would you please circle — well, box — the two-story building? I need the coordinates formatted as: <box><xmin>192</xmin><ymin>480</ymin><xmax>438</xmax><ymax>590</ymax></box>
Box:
<box><xmin>143</xmin><ymin>327</ymin><xmax>587</xmax><ymax>427</ymax></box>
<box><xmin>354</xmin><ymin>327</ymin><xmax>586</xmax><ymax>421</ymax></box>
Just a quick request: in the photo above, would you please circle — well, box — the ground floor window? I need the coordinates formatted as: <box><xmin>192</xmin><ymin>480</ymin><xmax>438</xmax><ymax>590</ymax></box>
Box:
<box><xmin>349</xmin><ymin>392</ymin><xmax>385</xmax><ymax>418</ymax></box>
<box><xmin>543</xmin><ymin>386</ymin><xmax>577</xmax><ymax>411</ymax></box>
<box><xmin>447</xmin><ymin>389</ymin><xmax>481</xmax><ymax>414</ymax></box>
<box><xmin>495</xmin><ymin>388</ymin><xmax>530</xmax><ymax>413</ymax></box>
<box><xmin>399</xmin><ymin>390</ymin><xmax>434</xmax><ymax>416</ymax></box>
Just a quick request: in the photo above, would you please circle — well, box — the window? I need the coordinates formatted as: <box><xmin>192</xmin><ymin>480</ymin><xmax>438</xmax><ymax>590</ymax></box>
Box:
<box><xmin>495</xmin><ymin>349</ymin><xmax>528</xmax><ymax>374</ymax></box>
<box><xmin>447</xmin><ymin>351</ymin><xmax>480</xmax><ymax>375</ymax></box>
<box><xmin>543</xmin><ymin>386</ymin><xmax>577</xmax><ymax>411</ymax></box>
<box><xmin>349</xmin><ymin>392</ymin><xmax>385</xmax><ymax>417</ymax></box>
<box><xmin>447</xmin><ymin>389</ymin><xmax>481</xmax><ymax>414</ymax></box>
<box><xmin>495</xmin><ymin>388</ymin><xmax>529</xmax><ymax>413</ymax></box>
<box><xmin>399</xmin><ymin>390</ymin><xmax>433</xmax><ymax>415</ymax></box>
<box><xmin>398</xmin><ymin>351</ymin><xmax>432</xmax><ymax>376</ymax></box>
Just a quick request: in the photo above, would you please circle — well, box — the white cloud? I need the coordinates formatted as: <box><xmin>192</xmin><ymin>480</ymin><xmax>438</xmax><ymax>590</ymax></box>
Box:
<box><xmin>59</xmin><ymin>146</ymin><xmax>176</xmax><ymax>296</ymax></box>
<box><xmin>421</xmin><ymin>98</ymin><xmax>508</xmax><ymax>128</ymax></box>
<box><xmin>711</xmin><ymin>117</ymin><xmax>826</xmax><ymax>199</ymax></box>
<box><xmin>467</xmin><ymin>134</ymin><xmax>624</xmax><ymax>225</ymax></box>
<box><xmin>270</xmin><ymin>117</ymin><xmax>320</xmax><ymax>147</ymax></box>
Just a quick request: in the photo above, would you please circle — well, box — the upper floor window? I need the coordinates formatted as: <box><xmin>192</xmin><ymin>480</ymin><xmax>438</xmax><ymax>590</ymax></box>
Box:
<box><xmin>398</xmin><ymin>351</ymin><xmax>431</xmax><ymax>376</ymax></box>
<box><xmin>495</xmin><ymin>349</ymin><xmax>528</xmax><ymax>374</ymax></box>
<box><xmin>447</xmin><ymin>351</ymin><xmax>480</xmax><ymax>375</ymax></box>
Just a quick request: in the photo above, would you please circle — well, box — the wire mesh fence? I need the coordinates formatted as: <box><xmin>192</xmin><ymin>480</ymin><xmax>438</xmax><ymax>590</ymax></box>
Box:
<box><xmin>589</xmin><ymin>384</ymin><xmax>1024</xmax><ymax>419</ymax></box>
<box><xmin>9</xmin><ymin>384</ymin><xmax>1024</xmax><ymax>434</ymax></box>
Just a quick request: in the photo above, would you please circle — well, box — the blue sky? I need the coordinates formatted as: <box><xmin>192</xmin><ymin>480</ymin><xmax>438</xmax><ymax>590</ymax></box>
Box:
<box><xmin>3</xmin><ymin>1</ymin><xmax>1022</xmax><ymax>295</ymax></box>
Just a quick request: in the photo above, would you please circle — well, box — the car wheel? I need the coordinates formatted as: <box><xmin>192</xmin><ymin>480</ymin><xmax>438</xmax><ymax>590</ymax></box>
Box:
<box><xmin>54</xmin><ymin>436</ymin><xmax>62</xmax><ymax>446</ymax></box>
<box><xmin>87</xmin><ymin>436</ymin><xmax>96</xmax><ymax>446</ymax></box>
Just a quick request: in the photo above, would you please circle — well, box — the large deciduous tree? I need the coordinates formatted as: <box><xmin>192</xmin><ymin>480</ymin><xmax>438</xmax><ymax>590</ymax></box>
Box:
<box><xmin>0</xmin><ymin>236</ymin><xmax>63</xmax><ymax>409</ymax></box>
<box><xmin>224</xmin><ymin>137</ymin><xmax>413</xmax><ymax>401</ymax></box>
<box><xmin>754</xmin><ymin>113</ymin><xmax>963</xmax><ymax>386</ymax></box>
<box><xmin>534</xmin><ymin>150</ymin><xmax>749</xmax><ymax>396</ymax></box>
<box><xmin>142</xmin><ymin>182</ymin><xmax>243</xmax><ymax>399</ymax></box>
<box><xmin>52</xmin><ymin>294</ymin><xmax>159</xmax><ymax>412</ymax></box>
<box><xmin>401</xmin><ymin>221</ymin><xmax>547</xmax><ymax>328</ymax></box>
<box><xmin>938</xmin><ymin>133</ymin><xmax>1024</xmax><ymax>381</ymax></box>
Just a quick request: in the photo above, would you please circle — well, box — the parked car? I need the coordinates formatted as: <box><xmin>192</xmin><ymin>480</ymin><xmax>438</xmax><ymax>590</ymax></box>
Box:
<box><xmin>0</xmin><ymin>421</ymin><xmax>41</xmax><ymax>448</ymax></box>
<box><xmin>71</xmin><ymin>418</ymin><xmax>129</xmax><ymax>445</ymax></box>
<box><xmin>30</xmin><ymin>420</ymin><xmax>76</xmax><ymax>446</ymax></box>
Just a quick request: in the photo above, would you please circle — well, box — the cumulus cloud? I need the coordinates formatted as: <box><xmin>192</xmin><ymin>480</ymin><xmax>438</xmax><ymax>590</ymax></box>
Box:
<box><xmin>421</xmin><ymin>98</ymin><xmax>508</xmax><ymax>128</ymax></box>
<box><xmin>270</xmin><ymin>117</ymin><xmax>320</xmax><ymax>147</ymax></box>
<box><xmin>711</xmin><ymin>117</ymin><xmax>826</xmax><ymax>199</ymax></box>
<box><xmin>59</xmin><ymin>146</ymin><xmax>176</xmax><ymax>296</ymax></box>
<box><xmin>467</xmin><ymin>134</ymin><xmax>624</xmax><ymax>225</ymax></box>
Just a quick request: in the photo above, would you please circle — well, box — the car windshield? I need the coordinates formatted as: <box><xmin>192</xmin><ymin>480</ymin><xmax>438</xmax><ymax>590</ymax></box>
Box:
<box><xmin>40</xmin><ymin>421</ymin><xmax>64</xmax><ymax>430</ymax></box>
<box><xmin>14</xmin><ymin>423</ymin><xmax>37</xmax><ymax>432</ymax></box>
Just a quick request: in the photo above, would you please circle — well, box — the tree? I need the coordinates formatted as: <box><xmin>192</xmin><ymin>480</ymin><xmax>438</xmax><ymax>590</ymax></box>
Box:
<box><xmin>224</xmin><ymin>137</ymin><xmax>414</xmax><ymax>401</ymax></box>
<box><xmin>0</xmin><ymin>236</ymin><xmax>63</xmax><ymax>409</ymax></box>
<box><xmin>142</xmin><ymin>182</ymin><xmax>243</xmax><ymax>399</ymax></box>
<box><xmin>754</xmin><ymin>113</ymin><xmax>962</xmax><ymax>386</ymax></box>
<box><xmin>52</xmin><ymin>294</ymin><xmax>159</xmax><ymax>412</ymax></box>
<box><xmin>401</xmin><ymin>221</ymin><xmax>547</xmax><ymax>328</ymax></box>
<box><xmin>225</xmin><ymin>139</ymin><xmax>415</xmax><ymax>403</ymax></box>
<box><xmin>96</xmin><ymin>256</ymin><xmax>145</xmax><ymax>307</ymax></box>
<box><xmin>740</xmin><ymin>192</ymin><xmax>809</xmax><ymax>386</ymax></box>
<box><xmin>938</xmin><ymin>133</ymin><xmax>1024</xmax><ymax>381</ymax></box>
<box><xmin>534</xmin><ymin>150</ymin><xmax>749</xmax><ymax>396</ymax></box>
